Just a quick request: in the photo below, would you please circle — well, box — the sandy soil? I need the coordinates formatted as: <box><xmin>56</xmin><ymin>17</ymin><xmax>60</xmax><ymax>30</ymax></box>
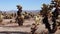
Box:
<box><xmin>0</xmin><ymin>18</ymin><xmax>60</xmax><ymax>34</ymax></box>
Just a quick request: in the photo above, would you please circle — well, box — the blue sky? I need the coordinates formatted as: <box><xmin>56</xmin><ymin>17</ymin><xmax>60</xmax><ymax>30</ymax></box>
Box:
<box><xmin>0</xmin><ymin>0</ymin><xmax>51</xmax><ymax>11</ymax></box>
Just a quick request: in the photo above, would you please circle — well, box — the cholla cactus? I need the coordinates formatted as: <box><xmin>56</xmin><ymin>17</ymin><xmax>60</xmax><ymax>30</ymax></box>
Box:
<box><xmin>34</xmin><ymin>15</ymin><xmax>40</xmax><ymax>25</ymax></box>
<box><xmin>0</xmin><ymin>13</ymin><xmax>3</xmax><ymax>22</ymax></box>
<box><xmin>40</xmin><ymin>4</ymin><xmax>50</xmax><ymax>16</ymax></box>
<box><xmin>16</xmin><ymin>5</ymin><xmax>24</xmax><ymax>26</ymax></box>
<box><xmin>31</xmin><ymin>23</ymin><xmax>37</xmax><ymax>34</ymax></box>
<box><xmin>16</xmin><ymin>5</ymin><xmax>22</xmax><ymax>10</ymax></box>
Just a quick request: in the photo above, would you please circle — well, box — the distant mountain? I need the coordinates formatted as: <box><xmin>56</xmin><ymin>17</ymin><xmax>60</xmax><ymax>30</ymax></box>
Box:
<box><xmin>1</xmin><ymin>10</ymin><xmax>40</xmax><ymax>14</ymax></box>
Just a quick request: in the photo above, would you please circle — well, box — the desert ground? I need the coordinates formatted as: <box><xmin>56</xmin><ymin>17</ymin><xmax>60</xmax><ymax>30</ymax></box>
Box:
<box><xmin>0</xmin><ymin>18</ymin><xmax>60</xmax><ymax>34</ymax></box>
